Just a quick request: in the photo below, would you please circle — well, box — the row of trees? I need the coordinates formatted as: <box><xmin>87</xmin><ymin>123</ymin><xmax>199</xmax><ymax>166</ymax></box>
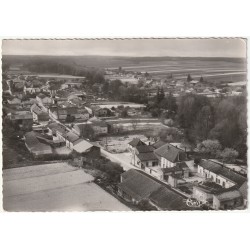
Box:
<box><xmin>101</xmin><ymin>80</ymin><xmax>148</xmax><ymax>103</ymax></box>
<box><xmin>197</xmin><ymin>139</ymin><xmax>239</xmax><ymax>163</ymax></box>
<box><xmin>177</xmin><ymin>93</ymin><xmax>247</xmax><ymax>160</ymax></box>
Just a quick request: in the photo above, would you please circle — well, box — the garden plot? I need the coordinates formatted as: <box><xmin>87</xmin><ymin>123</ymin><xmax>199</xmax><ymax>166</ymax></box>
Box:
<box><xmin>99</xmin><ymin>134</ymin><xmax>149</xmax><ymax>153</ymax></box>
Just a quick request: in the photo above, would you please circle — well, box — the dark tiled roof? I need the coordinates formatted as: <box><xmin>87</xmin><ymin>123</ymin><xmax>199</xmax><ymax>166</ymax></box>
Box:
<box><xmin>136</xmin><ymin>145</ymin><xmax>154</xmax><ymax>153</ymax></box>
<box><xmin>163</xmin><ymin>162</ymin><xmax>189</xmax><ymax>174</ymax></box>
<box><xmin>137</xmin><ymin>152</ymin><xmax>158</xmax><ymax>162</ymax></box>
<box><xmin>152</xmin><ymin>140</ymin><xmax>166</xmax><ymax>149</ymax></box>
<box><xmin>47</xmin><ymin>123</ymin><xmax>68</xmax><ymax>135</ymax></box>
<box><xmin>149</xmin><ymin>187</ymin><xmax>194</xmax><ymax>211</ymax></box>
<box><xmin>193</xmin><ymin>182</ymin><xmax>224</xmax><ymax>195</ymax></box>
<box><xmin>199</xmin><ymin>160</ymin><xmax>247</xmax><ymax>186</ymax></box>
<box><xmin>154</xmin><ymin>143</ymin><xmax>188</xmax><ymax>163</ymax></box>
<box><xmin>65</xmin><ymin>131</ymin><xmax>80</xmax><ymax>143</ymax></box>
<box><xmin>118</xmin><ymin>169</ymin><xmax>161</xmax><ymax>201</ymax></box>
<box><xmin>11</xmin><ymin>111</ymin><xmax>33</xmax><ymax>120</ymax></box>
<box><xmin>214</xmin><ymin>190</ymin><xmax>242</xmax><ymax>201</ymax></box>
<box><xmin>24</xmin><ymin>131</ymin><xmax>52</xmax><ymax>154</ymax></box>
<box><xmin>128</xmin><ymin>138</ymin><xmax>146</xmax><ymax>147</ymax></box>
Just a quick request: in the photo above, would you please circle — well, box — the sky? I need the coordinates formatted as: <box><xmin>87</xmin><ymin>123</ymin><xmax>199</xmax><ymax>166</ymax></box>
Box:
<box><xmin>2</xmin><ymin>38</ymin><xmax>247</xmax><ymax>58</ymax></box>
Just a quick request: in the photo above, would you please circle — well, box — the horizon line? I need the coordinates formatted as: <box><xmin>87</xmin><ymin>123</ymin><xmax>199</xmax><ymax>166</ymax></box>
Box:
<box><xmin>2</xmin><ymin>54</ymin><xmax>246</xmax><ymax>59</ymax></box>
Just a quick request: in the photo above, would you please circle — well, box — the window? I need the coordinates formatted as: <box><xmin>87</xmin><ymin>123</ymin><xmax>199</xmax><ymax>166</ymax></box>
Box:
<box><xmin>216</xmin><ymin>178</ymin><xmax>220</xmax><ymax>184</ymax></box>
<box><xmin>222</xmin><ymin>182</ymin><xmax>225</xmax><ymax>188</ymax></box>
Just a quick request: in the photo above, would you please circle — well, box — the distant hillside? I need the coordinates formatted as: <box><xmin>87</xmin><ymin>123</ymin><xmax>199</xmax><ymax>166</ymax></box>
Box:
<box><xmin>2</xmin><ymin>55</ymin><xmax>246</xmax><ymax>69</ymax></box>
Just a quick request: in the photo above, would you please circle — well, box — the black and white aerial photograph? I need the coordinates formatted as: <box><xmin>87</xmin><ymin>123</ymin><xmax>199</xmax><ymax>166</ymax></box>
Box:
<box><xmin>1</xmin><ymin>38</ymin><xmax>248</xmax><ymax>211</ymax></box>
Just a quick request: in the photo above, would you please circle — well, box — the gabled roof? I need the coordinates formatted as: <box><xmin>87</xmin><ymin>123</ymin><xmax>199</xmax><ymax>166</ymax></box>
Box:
<box><xmin>47</xmin><ymin>122</ymin><xmax>68</xmax><ymax>135</ymax></box>
<box><xmin>199</xmin><ymin>160</ymin><xmax>247</xmax><ymax>186</ymax></box>
<box><xmin>151</xmin><ymin>140</ymin><xmax>166</xmax><ymax>149</ymax></box>
<box><xmin>128</xmin><ymin>138</ymin><xmax>146</xmax><ymax>147</ymax></box>
<box><xmin>214</xmin><ymin>190</ymin><xmax>242</xmax><ymax>201</ymax></box>
<box><xmin>137</xmin><ymin>152</ymin><xmax>158</xmax><ymax>162</ymax></box>
<box><xmin>65</xmin><ymin>131</ymin><xmax>80</xmax><ymax>143</ymax></box>
<box><xmin>24</xmin><ymin>131</ymin><xmax>52</xmax><ymax>154</ymax></box>
<box><xmin>136</xmin><ymin>145</ymin><xmax>154</xmax><ymax>153</ymax></box>
<box><xmin>149</xmin><ymin>186</ymin><xmax>193</xmax><ymax>210</ymax></box>
<box><xmin>10</xmin><ymin>111</ymin><xmax>33</xmax><ymax>120</ymax></box>
<box><xmin>37</xmin><ymin>93</ymin><xmax>49</xmax><ymax>99</ymax></box>
<box><xmin>118</xmin><ymin>169</ymin><xmax>161</xmax><ymax>201</ymax></box>
<box><xmin>154</xmin><ymin>143</ymin><xmax>188</xmax><ymax>163</ymax></box>
<box><xmin>73</xmin><ymin>139</ymin><xmax>94</xmax><ymax>153</ymax></box>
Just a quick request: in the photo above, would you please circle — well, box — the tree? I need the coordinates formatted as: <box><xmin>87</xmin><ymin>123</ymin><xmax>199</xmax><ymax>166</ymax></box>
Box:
<box><xmin>81</xmin><ymin>124</ymin><xmax>95</xmax><ymax>140</ymax></box>
<box><xmin>158</xmin><ymin>127</ymin><xmax>183</xmax><ymax>142</ymax></box>
<box><xmin>197</xmin><ymin>139</ymin><xmax>222</xmax><ymax>156</ymax></box>
<box><xmin>219</xmin><ymin>148</ymin><xmax>239</xmax><ymax>163</ymax></box>
<box><xmin>121</xmin><ymin>109</ymin><xmax>128</xmax><ymax>118</ymax></box>
<box><xmin>199</xmin><ymin>76</ymin><xmax>204</xmax><ymax>83</ymax></box>
<box><xmin>194</xmin><ymin>105</ymin><xmax>214</xmax><ymax>140</ymax></box>
<box><xmin>65</xmin><ymin>115</ymin><xmax>75</xmax><ymax>123</ymax></box>
<box><xmin>102</xmin><ymin>82</ymin><xmax>109</xmax><ymax>94</ymax></box>
<box><xmin>156</xmin><ymin>87</ymin><xmax>165</xmax><ymax>103</ymax></box>
<box><xmin>187</xmin><ymin>74</ymin><xmax>192</xmax><ymax>82</ymax></box>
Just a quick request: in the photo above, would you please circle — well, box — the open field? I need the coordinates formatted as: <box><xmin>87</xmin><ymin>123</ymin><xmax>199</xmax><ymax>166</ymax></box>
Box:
<box><xmin>3</xmin><ymin>162</ymin><xmax>130</xmax><ymax>211</ymax></box>
<box><xmin>4</xmin><ymin>55</ymin><xmax>246</xmax><ymax>83</ymax></box>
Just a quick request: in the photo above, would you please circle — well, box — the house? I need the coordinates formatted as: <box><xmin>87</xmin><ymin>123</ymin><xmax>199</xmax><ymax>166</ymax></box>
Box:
<box><xmin>154</xmin><ymin>143</ymin><xmax>193</xmax><ymax>169</ymax></box>
<box><xmin>163</xmin><ymin>162</ymin><xmax>190</xmax><ymax>185</ymax></box>
<box><xmin>47</xmin><ymin>122</ymin><xmax>68</xmax><ymax>141</ymax></box>
<box><xmin>64</xmin><ymin>82</ymin><xmax>82</xmax><ymax>88</ymax></box>
<box><xmin>24</xmin><ymin>131</ymin><xmax>53</xmax><ymax>158</ymax></box>
<box><xmin>132</xmin><ymin>145</ymin><xmax>158</xmax><ymax>170</ymax></box>
<box><xmin>30</xmin><ymin>104</ymin><xmax>50</xmax><ymax>123</ymax></box>
<box><xmin>49</xmin><ymin>106</ymin><xmax>89</xmax><ymax>122</ymax></box>
<box><xmin>36</xmin><ymin>93</ymin><xmax>52</xmax><ymax>105</ymax></box>
<box><xmin>117</xmin><ymin>169</ymin><xmax>162</xmax><ymax>204</ymax></box>
<box><xmin>64</xmin><ymin>131</ymin><xmax>81</xmax><ymax>149</ymax></box>
<box><xmin>24</xmin><ymin>86</ymin><xmax>40</xmax><ymax>94</ymax></box>
<box><xmin>151</xmin><ymin>140</ymin><xmax>166</xmax><ymax>150</ymax></box>
<box><xmin>89</xmin><ymin>120</ymin><xmax>108</xmax><ymax>135</ymax></box>
<box><xmin>212</xmin><ymin>190</ymin><xmax>243</xmax><ymax>210</ymax></box>
<box><xmin>197</xmin><ymin>159</ymin><xmax>247</xmax><ymax>189</ymax></box>
<box><xmin>128</xmin><ymin>138</ymin><xmax>146</xmax><ymax>152</ymax></box>
<box><xmin>91</xmin><ymin>106</ymin><xmax>110</xmax><ymax>117</ymax></box>
<box><xmin>72</xmin><ymin>123</ymin><xmax>88</xmax><ymax>137</ymax></box>
<box><xmin>192</xmin><ymin>182</ymin><xmax>224</xmax><ymax>205</ymax></box>
<box><xmin>21</xmin><ymin>98</ymin><xmax>37</xmax><ymax>108</ymax></box>
<box><xmin>9</xmin><ymin>111</ymin><xmax>33</xmax><ymax>131</ymax></box>
<box><xmin>73</xmin><ymin>139</ymin><xmax>100</xmax><ymax>158</ymax></box>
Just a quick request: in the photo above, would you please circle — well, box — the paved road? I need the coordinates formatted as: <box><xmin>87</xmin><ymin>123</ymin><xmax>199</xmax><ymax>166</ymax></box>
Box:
<box><xmin>101</xmin><ymin>149</ymin><xmax>137</xmax><ymax>171</ymax></box>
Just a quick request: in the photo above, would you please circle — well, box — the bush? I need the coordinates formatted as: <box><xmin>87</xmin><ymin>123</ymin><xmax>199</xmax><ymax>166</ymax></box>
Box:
<box><xmin>219</xmin><ymin>148</ymin><xmax>239</xmax><ymax>163</ymax></box>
